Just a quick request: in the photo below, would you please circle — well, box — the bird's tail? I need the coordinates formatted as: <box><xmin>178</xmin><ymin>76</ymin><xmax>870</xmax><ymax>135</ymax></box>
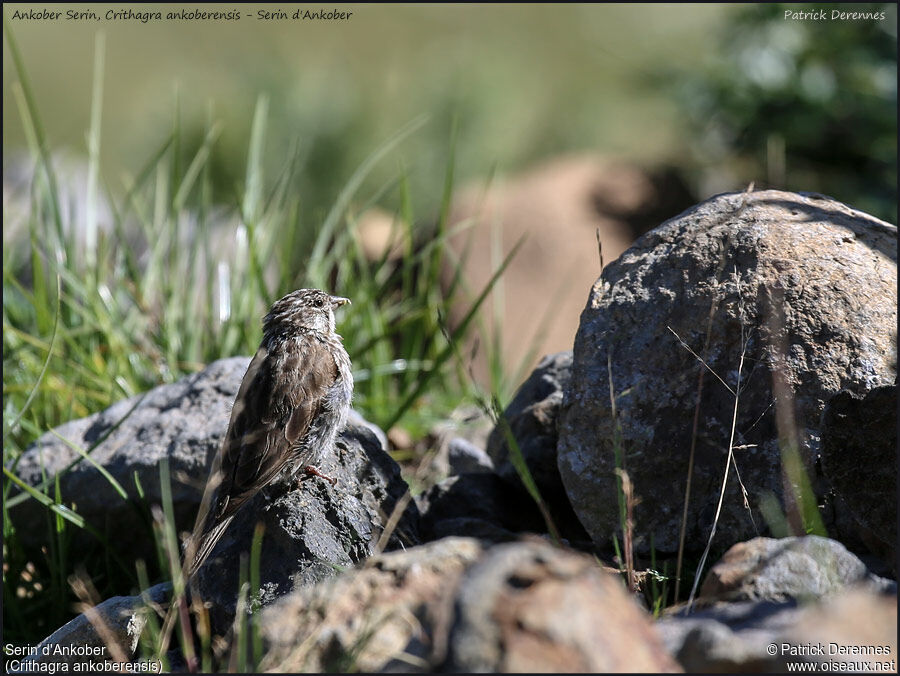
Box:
<box><xmin>185</xmin><ymin>515</ymin><xmax>234</xmax><ymax>580</ymax></box>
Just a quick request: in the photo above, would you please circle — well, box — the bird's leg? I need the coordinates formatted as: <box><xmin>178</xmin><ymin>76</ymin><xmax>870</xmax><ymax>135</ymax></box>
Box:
<box><xmin>302</xmin><ymin>465</ymin><xmax>337</xmax><ymax>486</ymax></box>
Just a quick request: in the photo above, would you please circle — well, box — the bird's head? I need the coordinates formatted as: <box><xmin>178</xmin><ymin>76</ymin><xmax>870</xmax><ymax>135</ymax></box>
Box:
<box><xmin>262</xmin><ymin>288</ymin><xmax>350</xmax><ymax>337</ymax></box>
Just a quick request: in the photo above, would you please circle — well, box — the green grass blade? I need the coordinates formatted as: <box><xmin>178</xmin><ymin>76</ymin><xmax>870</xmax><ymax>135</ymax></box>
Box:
<box><xmin>307</xmin><ymin>115</ymin><xmax>428</xmax><ymax>286</ymax></box>
<box><xmin>4</xmin><ymin>467</ymin><xmax>86</xmax><ymax>530</ymax></box>
<box><xmin>3</xmin><ymin>16</ymin><xmax>64</xmax><ymax>241</ymax></box>
<box><xmin>48</xmin><ymin>430</ymin><xmax>128</xmax><ymax>501</ymax></box>
<box><xmin>493</xmin><ymin>398</ymin><xmax>561</xmax><ymax>545</ymax></box>
<box><xmin>242</xmin><ymin>94</ymin><xmax>269</xmax><ymax>224</ymax></box>
<box><xmin>173</xmin><ymin>121</ymin><xmax>224</xmax><ymax>212</ymax></box>
<box><xmin>383</xmin><ymin>236</ymin><xmax>524</xmax><ymax>431</ymax></box>
<box><xmin>5</xmin><ymin>391</ymin><xmax>148</xmax><ymax>509</ymax></box>
<box><xmin>6</xmin><ymin>275</ymin><xmax>61</xmax><ymax>435</ymax></box>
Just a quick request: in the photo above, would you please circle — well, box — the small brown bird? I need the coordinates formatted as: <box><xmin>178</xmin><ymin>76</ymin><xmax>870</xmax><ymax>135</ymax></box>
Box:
<box><xmin>185</xmin><ymin>289</ymin><xmax>353</xmax><ymax>577</ymax></box>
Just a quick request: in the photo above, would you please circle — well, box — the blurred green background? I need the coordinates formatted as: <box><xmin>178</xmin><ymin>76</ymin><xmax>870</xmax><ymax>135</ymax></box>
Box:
<box><xmin>6</xmin><ymin>3</ymin><xmax>893</xmax><ymax>224</ymax></box>
<box><xmin>3</xmin><ymin>4</ymin><xmax>724</xmax><ymax>220</ymax></box>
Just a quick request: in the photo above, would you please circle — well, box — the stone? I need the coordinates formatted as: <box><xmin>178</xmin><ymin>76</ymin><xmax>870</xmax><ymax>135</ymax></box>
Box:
<box><xmin>486</xmin><ymin>352</ymin><xmax>589</xmax><ymax>544</ymax></box>
<box><xmin>14</xmin><ymin>582</ymin><xmax>170</xmax><ymax>672</ymax></box>
<box><xmin>427</xmin><ymin>405</ymin><xmax>495</xmax><ymax>479</ymax></box>
<box><xmin>445</xmin><ymin>154</ymin><xmax>695</xmax><ymax>387</ymax></box>
<box><xmin>9</xmin><ymin>357</ymin><xmax>252</xmax><ymax>562</ymax></box>
<box><xmin>446</xmin><ymin>538</ymin><xmax>681</xmax><ymax>672</ymax></box>
<box><xmin>258</xmin><ymin>537</ymin><xmax>483</xmax><ymax>673</ymax></box>
<box><xmin>193</xmin><ymin>415</ymin><xmax>420</xmax><ymax>637</ymax></box>
<box><xmin>558</xmin><ymin>190</ymin><xmax>897</xmax><ymax>554</ymax></box>
<box><xmin>821</xmin><ymin>385</ymin><xmax>897</xmax><ymax>562</ymax></box>
<box><xmin>657</xmin><ymin>590</ymin><xmax>897</xmax><ymax>673</ymax></box>
<box><xmin>7</xmin><ymin>356</ymin><xmax>416</xmax><ymax>617</ymax></box>
<box><xmin>699</xmin><ymin>536</ymin><xmax>893</xmax><ymax>603</ymax></box>
<box><xmin>446</xmin><ymin>437</ymin><xmax>495</xmax><ymax>475</ymax></box>
<box><xmin>416</xmin><ymin>473</ymin><xmax>545</xmax><ymax>543</ymax></box>
<box><xmin>260</xmin><ymin>537</ymin><xmax>680</xmax><ymax>673</ymax></box>
<box><xmin>656</xmin><ymin>599</ymin><xmax>803</xmax><ymax>672</ymax></box>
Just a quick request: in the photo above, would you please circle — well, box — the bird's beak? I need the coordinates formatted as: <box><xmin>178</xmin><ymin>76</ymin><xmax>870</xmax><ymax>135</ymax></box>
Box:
<box><xmin>331</xmin><ymin>296</ymin><xmax>351</xmax><ymax>308</ymax></box>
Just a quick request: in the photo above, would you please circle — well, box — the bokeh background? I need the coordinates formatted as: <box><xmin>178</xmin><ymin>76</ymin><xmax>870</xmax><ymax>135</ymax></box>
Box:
<box><xmin>5</xmin><ymin>3</ymin><xmax>895</xmax><ymax>220</ymax></box>
<box><xmin>2</xmin><ymin>2</ymin><xmax>897</xmax><ymax>645</ymax></box>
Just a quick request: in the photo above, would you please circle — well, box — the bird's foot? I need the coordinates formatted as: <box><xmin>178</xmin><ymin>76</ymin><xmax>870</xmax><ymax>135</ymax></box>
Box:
<box><xmin>302</xmin><ymin>465</ymin><xmax>337</xmax><ymax>486</ymax></box>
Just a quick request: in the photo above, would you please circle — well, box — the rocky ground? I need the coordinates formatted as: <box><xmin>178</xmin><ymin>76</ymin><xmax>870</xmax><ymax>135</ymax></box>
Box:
<box><xmin>8</xmin><ymin>189</ymin><xmax>897</xmax><ymax>673</ymax></box>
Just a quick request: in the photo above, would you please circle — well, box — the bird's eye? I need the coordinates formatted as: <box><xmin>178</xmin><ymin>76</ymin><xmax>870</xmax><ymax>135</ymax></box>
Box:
<box><xmin>314</xmin><ymin>298</ymin><xmax>324</xmax><ymax>308</ymax></box>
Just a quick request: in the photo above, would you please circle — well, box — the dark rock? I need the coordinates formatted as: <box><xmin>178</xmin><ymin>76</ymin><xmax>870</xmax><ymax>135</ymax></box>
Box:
<box><xmin>445</xmin><ymin>538</ymin><xmax>681</xmax><ymax>672</ymax></box>
<box><xmin>821</xmin><ymin>385</ymin><xmax>897</xmax><ymax>562</ymax></box>
<box><xmin>486</xmin><ymin>351</ymin><xmax>591</xmax><ymax>544</ymax></box>
<box><xmin>446</xmin><ymin>438</ymin><xmax>495</xmax><ymax>475</ymax></box>
<box><xmin>194</xmin><ymin>415</ymin><xmax>420</xmax><ymax>637</ymax></box>
<box><xmin>7</xmin><ymin>355</ymin><xmax>416</xmax><ymax>638</ymax></box>
<box><xmin>487</xmin><ymin>351</ymin><xmax>571</xmax><ymax>496</ymax></box>
<box><xmin>558</xmin><ymin>190</ymin><xmax>897</xmax><ymax>554</ymax></box>
<box><xmin>699</xmin><ymin>536</ymin><xmax>893</xmax><ymax>604</ymax></box>
<box><xmin>416</xmin><ymin>473</ymin><xmax>546</xmax><ymax>543</ymax></box>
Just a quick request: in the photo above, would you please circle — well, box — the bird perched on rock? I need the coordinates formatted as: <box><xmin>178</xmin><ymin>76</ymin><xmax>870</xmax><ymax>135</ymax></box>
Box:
<box><xmin>185</xmin><ymin>288</ymin><xmax>353</xmax><ymax>577</ymax></box>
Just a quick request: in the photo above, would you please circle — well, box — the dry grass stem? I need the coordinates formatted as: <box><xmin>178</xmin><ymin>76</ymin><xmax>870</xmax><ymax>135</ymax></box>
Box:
<box><xmin>686</xmin><ymin>304</ymin><xmax>748</xmax><ymax>611</ymax></box>
<box><xmin>70</xmin><ymin>573</ymin><xmax>130</xmax><ymax>664</ymax></box>
<box><xmin>666</xmin><ymin>326</ymin><xmax>735</xmax><ymax>396</ymax></box>
<box><xmin>614</xmin><ymin>468</ymin><xmax>638</xmax><ymax>593</ymax></box>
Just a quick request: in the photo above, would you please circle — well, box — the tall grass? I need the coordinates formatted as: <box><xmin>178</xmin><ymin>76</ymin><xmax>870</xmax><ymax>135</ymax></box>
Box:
<box><xmin>2</xmin><ymin>27</ymin><xmax>512</xmax><ymax>649</ymax></box>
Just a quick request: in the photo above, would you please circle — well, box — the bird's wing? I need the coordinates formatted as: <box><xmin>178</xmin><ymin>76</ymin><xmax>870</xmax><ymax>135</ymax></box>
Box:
<box><xmin>213</xmin><ymin>338</ymin><xmax>338</xmax><ymax>521</ymax></box>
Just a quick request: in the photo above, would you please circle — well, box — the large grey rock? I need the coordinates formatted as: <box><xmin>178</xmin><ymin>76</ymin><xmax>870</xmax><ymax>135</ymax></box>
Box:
<box><xmin>8</xmin><ymin>357</ymin><xmax>415</xmax><ymax>590</ymax></box>
<box><xmin>9</xmin><ymin>357</ymin><xmax>251</xmax><ymax>561</ymax></box>
<box><xmin>8</xmin><ymin>353</ymin><xmax>418</xmax><ymax>663</ymax></box>
<box><xmin>194</xmin><ymin>416</ymin><xmax>419</xmax><ymax>637</ymax></box>
<box><xmin>558</xmin><ymin>190</ymin><xmax>897</xmax><ymax>554</ymax></box>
